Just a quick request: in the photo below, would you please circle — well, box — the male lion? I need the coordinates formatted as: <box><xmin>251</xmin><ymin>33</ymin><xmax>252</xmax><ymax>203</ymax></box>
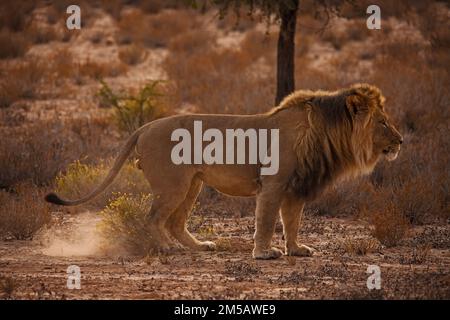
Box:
<box><xmin>46</xmin><ymin>83</ymin><xmax>403</xmax><ymax>259</ymax></box>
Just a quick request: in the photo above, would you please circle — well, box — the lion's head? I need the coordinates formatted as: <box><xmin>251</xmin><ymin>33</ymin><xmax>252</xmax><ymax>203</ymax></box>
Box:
<box><xmin>283</xmin><ymin>83</ymin><xmax>403</xmax><ymax>200</ymax></box>
<box><xmin>344</xmin><ymin>84</ymin><xmax>403</xmax><ymax>167</ymax></box>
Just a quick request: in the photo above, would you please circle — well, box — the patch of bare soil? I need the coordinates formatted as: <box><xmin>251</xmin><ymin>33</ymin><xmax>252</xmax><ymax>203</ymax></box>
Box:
<box><xmin>0</xmin><ymin>213</ymin><xmax>448</xmax><ymax>299</ymax></box>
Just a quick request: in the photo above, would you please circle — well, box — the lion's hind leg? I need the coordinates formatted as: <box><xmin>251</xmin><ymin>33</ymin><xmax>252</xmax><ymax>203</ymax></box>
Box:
<box><xmin>166</xmin><ymin>178</ymin><xmax>216</xmax><ymax>251</ymax></box>
<box><xmin>146</xmin><ymin>182</ymin><xmax>193</xmax><ymax>253</ymax></box>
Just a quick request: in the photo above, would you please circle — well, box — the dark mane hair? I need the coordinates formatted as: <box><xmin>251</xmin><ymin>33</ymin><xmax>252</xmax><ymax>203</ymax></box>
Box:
<box><xmin>274</xmin><ymin>84</ymin><xmax>384</xmax><ymax>200</ymax></box>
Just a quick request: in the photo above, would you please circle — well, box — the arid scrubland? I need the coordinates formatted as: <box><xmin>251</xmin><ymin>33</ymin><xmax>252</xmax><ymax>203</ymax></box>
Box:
<box><xmin>0</xmin><ymin>0</ymin><xmax>449</xmax><ymax>299</ymax></box>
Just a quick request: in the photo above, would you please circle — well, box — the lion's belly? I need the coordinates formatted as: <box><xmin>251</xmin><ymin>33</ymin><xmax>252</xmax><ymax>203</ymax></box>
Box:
<box><xmin>199</xmin><ymin>165</ymin><xmax>260</xmax><ymax>197</ymax></box>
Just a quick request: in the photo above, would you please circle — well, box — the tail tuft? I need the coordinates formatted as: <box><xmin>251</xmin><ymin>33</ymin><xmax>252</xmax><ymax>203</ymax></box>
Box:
<box><xmin>45</xmin><ymin>193</ymin><xmax>67</xmax><ymax>206</ymax></box>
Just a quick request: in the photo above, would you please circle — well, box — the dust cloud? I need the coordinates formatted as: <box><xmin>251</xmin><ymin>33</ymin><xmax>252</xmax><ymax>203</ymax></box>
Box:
<box><xmin>39</xmin><ymin>212</ymin><xmax>103</xmax><ymax>257</ymax></box>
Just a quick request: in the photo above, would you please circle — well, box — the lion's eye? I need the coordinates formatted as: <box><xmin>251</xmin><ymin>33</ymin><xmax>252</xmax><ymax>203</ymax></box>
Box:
<box><xmin>380</xmin><ymin>120</ymin><xmax>388</xmax><ymax>128</ymax></box>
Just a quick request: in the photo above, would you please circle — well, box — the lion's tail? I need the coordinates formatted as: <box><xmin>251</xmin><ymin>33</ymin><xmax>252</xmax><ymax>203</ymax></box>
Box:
<box><xmin>45</xmin><ymin>127</ymin><xmax>145</xmax><ymax>206</ymax></box>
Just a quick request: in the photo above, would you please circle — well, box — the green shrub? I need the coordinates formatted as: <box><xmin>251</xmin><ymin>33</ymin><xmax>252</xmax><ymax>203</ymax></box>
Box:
<box><xmin>99</xmin><ymin>192</ymin><xmax>154</xmax><ymax>255</ymax></box>
<box><xmin>55</xmin><ymin>160</ymin><xmax>149</xmax><ymax>210</ymax></box>
<box><xmin>98</xmin><ymin>80</ymin><xmax>166</xmax><ymax>134</ymax></box>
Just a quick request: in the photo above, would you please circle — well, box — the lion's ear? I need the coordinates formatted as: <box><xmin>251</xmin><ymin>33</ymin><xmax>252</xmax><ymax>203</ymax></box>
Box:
<box><xmin>346</xmin><ymin>94</ymin><xmax>368</xmax><ymax>116</ymax></box>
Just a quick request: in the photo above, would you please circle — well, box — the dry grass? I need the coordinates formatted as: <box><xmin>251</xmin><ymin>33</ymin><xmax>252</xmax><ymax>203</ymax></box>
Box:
<box><xmin>0</xmin><ymin>58</ymin><xmax>43</xmax><ymax>107</ymax></box>
<box><xmin>321</xmin><ymin>19</ymin><xmax>371</xmax><ymax>49</ymax></box>
<box><xmin>49</xmin><ymin>48</ymin><xmax>128</xmax><ymax>85</ymax></box>
<box><xmin>400</xmin><ymin>244</ymin><xmax>432</xmax><ymax>265</ymax></box>
<box><xmin>78</xmin><ymin>59</ymin><xmax>128</xmax><ymax>79</ymax></box>
<box><xmin>0</xmin><ymin>276</ymin><xmax>17</xmax><ymax>299</ymax></box>
<box><xmin>369</xmin><ymin>202</ymin><xmax>411</xmax><ymax>247</ymax></box>
<box><xmin>0</xmin><ymin>117</ymin><xmax>117</xmax><ymax>188</ymax></box>
<box><xmin>116</xmin><ymin>9</ymin><xmax>200</xmax><ymax>47</ymax></box>
<box><xmin>308</xmin><ymin>179</ymin><xmax>375</xmax><ymax>217</ymax></box>
<box><xmin>26</xmin><ymin>22</ymin><xmax>59</xmax><ymax>44</ymax></box>
<box><xmin>0</xmin><ymin>1</ymin><xmax>35</xmax><ymax>32</ymax></box>
<box><xmin>0</xmin><ymin>49</ymin><xmax>128</xmax><ymax>107</ymax></box>
<box><xmin>224</xmin><ymin>261</ymin><xmax>261</xmax><ymax>280</ymax></box>
<box><xmin>118</xmin><ymin>44</ymin><xmax>147</xmax><ymax>65</ymax></box>
<box><xmin>164</xmin><ymin>35</ymin><xmax>275</xmax><ymax>114</ymax></box>
<box><xmin>0</xmin><ymin>183</ymin><xmax>51</xmax><ymax>240</ymax></box>
<box><xmin>0</xmin><ymin>29</ymin><xmax>29</xmax><ymax>59</ymax></box>
<box><xmin>342</xmin><ymin>237</ymin><xmax>379</xmax><ymax>255</ymax></box>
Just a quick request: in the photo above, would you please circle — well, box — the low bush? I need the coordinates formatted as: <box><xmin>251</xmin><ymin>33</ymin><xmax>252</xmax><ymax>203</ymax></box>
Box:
<box><xmin>369</xmin><ymin>202</ymin><xmax>411</xmax><ymax>247</ymax></box>
<box><xmin>0</xmin><ymin>58</ymin><xmax>43</xmax><ymax>107</ymax></box>
<box><xmin>118</xmin><ymin>44</ymin><xmax>147</xmax><ymax>65</ymax></box>
<box><xmin>55</xmin><ymin>160</ymin><xmax>149</xmax><ymax>210</ymax></box>
<box><xmin>0</xmin><ymin>183</ymin><xmax>51</xmax><ymax>240</ymax></box>
<box><xmin>98</xmin><ymin>192</ymin><xmax>153</xmax><ymax>255</ymax></box>
<box><xmin>0</xmin><ymin>29</ymin><xmax>29</xmax><ymax>59</ymax></box>
<box><xmin>0</xmin><ymin>117</ymin><xmax>117</xmax><ymax>187</ymax></box>
<box><xmin>116</xmin><ymin>9</ymin><xmax>200</xmax><ymax>47</ymax></box>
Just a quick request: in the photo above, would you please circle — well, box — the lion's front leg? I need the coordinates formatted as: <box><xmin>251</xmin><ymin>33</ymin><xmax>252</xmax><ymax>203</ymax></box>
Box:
<box><xmin>252</xmin><ymin>189</ymin><xmax>284</xmax><ymax>260</ymax></box>
<box><xmin>280</xmin><ymin>196</ymin><xmax>314</xmax><ymax>257</ymax></box>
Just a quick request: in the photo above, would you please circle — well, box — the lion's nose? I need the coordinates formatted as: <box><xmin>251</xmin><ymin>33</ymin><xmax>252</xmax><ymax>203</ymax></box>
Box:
<box><xmin>399</xmin><ymin>138</ymin><xmax>403</xmax><ymax>145</ymax></box>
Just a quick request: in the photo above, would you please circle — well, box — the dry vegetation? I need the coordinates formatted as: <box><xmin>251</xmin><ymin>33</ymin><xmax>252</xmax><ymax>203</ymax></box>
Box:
<box><xmin>99</xmin><ymin>193</ymin><xmax>154</xmax><ymax>255</ymax></box>
<box><xmin>0</xmin><ymin>0</ymin><xmax>448</xmax><ymax>299</ymax></box>
<box><xmin>0</xmin><ymin>183</ymin><xmax>51</xmax><ymax>240</ymax></box>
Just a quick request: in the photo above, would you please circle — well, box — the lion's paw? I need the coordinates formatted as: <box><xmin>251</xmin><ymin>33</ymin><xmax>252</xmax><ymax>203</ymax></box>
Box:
<box><xmin>285</xmin><ymin>244</ymin><xmax>314</xmax><ymax>257</ymax></box>
<box><xmin>252</xmin><ymin>247</ymin><xmax>283</xmax><ymax>260</ymax></box>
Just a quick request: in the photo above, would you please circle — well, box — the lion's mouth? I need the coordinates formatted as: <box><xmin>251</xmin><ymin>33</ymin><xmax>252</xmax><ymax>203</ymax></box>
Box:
<box><xmin>383</xmin><ymin>147</ymin><xmax>399</xmax><ymax>161</ymax></box>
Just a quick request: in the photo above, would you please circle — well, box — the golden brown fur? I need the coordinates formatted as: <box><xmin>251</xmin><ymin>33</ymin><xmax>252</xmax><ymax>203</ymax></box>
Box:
<box><xmin>46</xmin><ymin>83</ymin><xmax>403</xmax><ymax>259</ymax></box>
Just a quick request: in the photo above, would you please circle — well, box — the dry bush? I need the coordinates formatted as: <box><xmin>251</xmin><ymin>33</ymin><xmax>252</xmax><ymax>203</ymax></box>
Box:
<box><xmin>0</xmin><ymin>58</ymin><xmax>43</xmax><ymax>108</ymax></box>
<box><xmin>307</xmin><ymin>178</ymin><xmax>375</xmax><ymax>217</ymax></box>
<box><xmin>89</xmin><ymin>31</ymin><xmax>103</xmax><ymax>44</ymax></box>
<box><xmin>26</xmin><ymin>22</ymin><xmax>59</xmax><ymax>44</ymax></box>
<box><xmin>55</xmin><ymin>160</ymin><xmax>149</xmax><ymax>210</ymax></box>
<box><xmin>0</xmin><ymin>1</ymin><xmax>35</xmax><ymax>32</ymax></box>
<box><xmin>116</xmin><ymin>9</ymin><xmax>200</xmax><ymax>47</ymax></box>
<box><xmin>118</xmin><ymin>44</ymin><xmax>147</xmax><ymax>65</ymax></box>
<box><xmin>369</xmin><ymin>202</ymin><xmax>410</xmax><ymax>247</ymax></box>
<box><xmin>99</xmin><ymin>0</ymin><xmax>123</xmax><ymax>20</ymax></box>
<box><xmin>168</xmin><ymin>29</ymin><xmax>215</xmax><ymax>56</ymax></box>
<box><xmin>342</xmin><ymin>237</ymin><xmax>379</xmax><ymax>255</ymax></box>
<box><xmin>322</xmin><ymin>18</ymin><xmax>371</xmax><ymax>49</ymax></box>
<box><xmin>165</xmin><ymin>40</ymin><xmax>275</xmax><ymax>114</ymax></box>
<box><xmin>0</xmin><ymin>276</ymin><xmax>17</xmax><ymax>299</ymax></box>
<box><xmin>0</xmin><ymin>118</ymin><xmax>117</xmax><ymax>187</ymax></box>
<box><xmin>49</xmin><ymin>48</ymin><xmax>75</xmax><ymax>80</ymax></box>
<box><xmin>99</xmin><ymin>193</ymin><xmax>153</xmax><ymax>255</ymax></box>
<box><xmin>78</xmin><ymin>59</ymin><xmax>128</xmax><ymax>79</ymax></box>
<box><xmin>400</xmin><ymin>244</ymin><xmax>432</xmax><ymax>265</ymax></box>
<box><xmin>0</xmin><ymin>29</ymin><xmax>29</xmax><ymax>59</ymax></box>
<box><xmin>239</xmin><ymin>29</ymin><xmax>277</xmax><ymax>63</ymax></box>
<box><xmin>0</xmin><ymin>183</ymin><xmax>51</xmax><ymax>240</ymax></box>
<box><xmin>215</xmin><ymin>8</ymin><xmax>258</xmax><ymax>32</ymax></box>
<box><xmin>48</xmin><ymin>49</ymin><xmax>128</xmax><ymax>84</ymax></box>
<box><xmin>137</xmin><ymin>0</ymin><xmax>182</xmax><ymax>14</ymax></box>
<box><xmin>294</xmin><ymin>55</ymin><xmax>340</xmax><ymax>92</ymax></box>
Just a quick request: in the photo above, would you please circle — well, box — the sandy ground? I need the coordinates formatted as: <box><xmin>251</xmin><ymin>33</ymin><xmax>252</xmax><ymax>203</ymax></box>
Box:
<box><xmin>1</xmin><ymin>212</ymin><xmax>449</xmax><ymax>300</ymax></box>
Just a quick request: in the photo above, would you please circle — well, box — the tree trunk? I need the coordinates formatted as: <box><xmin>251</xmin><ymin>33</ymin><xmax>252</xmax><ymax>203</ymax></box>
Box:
<box><xmin>275</xmin><ymin>0</ymin><xmax>299</xmax><ymax>105</ymax></box>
